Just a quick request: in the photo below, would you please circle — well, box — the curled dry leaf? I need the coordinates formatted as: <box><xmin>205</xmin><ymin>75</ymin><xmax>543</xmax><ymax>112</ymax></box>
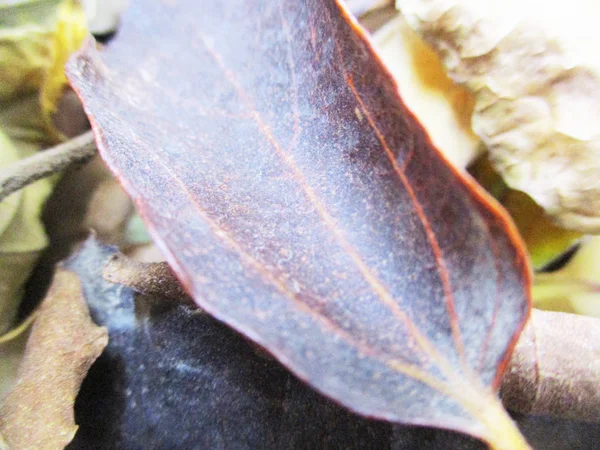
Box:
<box><xmin>396</xmin><ymin>0</ymin><xmax>600</xmax><ymax>232</ymax></box>
<box><xmin>67</xmin><ymin>0</ymin><xmax>531</xmax><ymax>447</ymax></box>
<box><xmin>0</xmin><ymin>269</ymin><xmax>108</xmax><ymax>450</ymax></box>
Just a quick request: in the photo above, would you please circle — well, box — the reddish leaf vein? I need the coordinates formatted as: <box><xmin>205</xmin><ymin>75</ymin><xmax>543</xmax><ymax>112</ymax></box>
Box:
<box><xmin>194</xmin><ymin>31</ymin><xmax>459</xmax><ymax>379</ymax></box>
<box><xmin>327</xmin><ymin>2</ymin><xmax>467</xmax><ymax>370</ymax></box>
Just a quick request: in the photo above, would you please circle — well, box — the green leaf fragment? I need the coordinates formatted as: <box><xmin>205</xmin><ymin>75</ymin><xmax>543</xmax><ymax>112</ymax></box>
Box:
<box><xmin>0</xmin><ymin>0</ymin><xmax>88</xmax><ymax>334</ymax></box>
<box><xmin>123</xmin><ymin>212</ymin><xmax>152</xmax><ymax>246</ymax></box>
<box><xmin>0</xmin><ymin>0</ymin><xmax>88</xmax><ymax>141</ymax></box>
<box><xmin>533</xmin><ymin>237</ymin><xmax>600</xmax><ymax>318</ymax></box>
<box><xmin>0</xmin><ymin>130</ymin><xmax>52</xmax><ymax>332</ymax></box>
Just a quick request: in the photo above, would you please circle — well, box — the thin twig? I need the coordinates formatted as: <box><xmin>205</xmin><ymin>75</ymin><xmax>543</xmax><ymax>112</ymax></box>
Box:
<box><xmin>0</xmin><ymin>130</ymin><xmax>97</xmax><ymax>202</ymax></box>
<box><xmin>103</xmin><ymin>253</ymin><xmax>195</xmax><ymax>304</ymax></box>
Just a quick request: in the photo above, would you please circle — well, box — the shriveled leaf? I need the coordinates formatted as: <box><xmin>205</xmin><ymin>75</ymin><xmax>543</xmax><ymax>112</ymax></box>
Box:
<box><xmin>371</xmin><ymin>15</ymin><xmax>480</xmax><ymax>169</ymax></box>
<box><xmin>0</xmin><ymin>252</ymin><xmax>39</xmax><ymax>334</ymax></box>
<box><xmin>469</xmin><ymin>156</ymin><xmax>581</xmax><ymax>271</ymax></box>
<box><xmin>396</xmin><ymin>0</ymin><xmax>600</xmax><ymax>232</ymax></box>
<box><xmin>0</xmin><ymin>268</ymin><xmax>108</xmax><ymax>449</ymax></box>
<box><xmin>67</xmin><ymin>0</ymin><xmax>531</xmax><ymax>447</ymax></box>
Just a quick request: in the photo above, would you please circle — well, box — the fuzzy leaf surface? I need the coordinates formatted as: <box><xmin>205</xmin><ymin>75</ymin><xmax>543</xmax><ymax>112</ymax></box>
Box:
<box><xmin>67</xmin><ymin>0</ymin><xmax>531</xmax><ymax>444</ymax></box>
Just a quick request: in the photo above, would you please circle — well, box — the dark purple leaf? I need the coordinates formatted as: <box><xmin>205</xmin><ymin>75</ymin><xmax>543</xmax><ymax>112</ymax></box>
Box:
<box><xmin>66</xmin><ymin>0</ymin><xmax>531</xmax><ymax>446</ymax></box>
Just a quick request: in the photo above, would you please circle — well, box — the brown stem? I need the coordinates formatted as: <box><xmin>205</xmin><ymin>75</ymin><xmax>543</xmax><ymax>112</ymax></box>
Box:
<box><xmin>102</xmin><ymin>253</ymin><xmax>600</xmax><ymax>422</ymax></box>
<box><xmin>501</xmin><ymin>309</ymin><xmax>600</xmax><ymax>421</ymax></box>
<box><xmin>102</xmin><ymin>253</ymin><xmax>194</xmax><ymax>304</ymax></box>
<box><xmin>0</xmin><ymin>130</ymin><xmax>96</xmax><ymax>202</ymax></box>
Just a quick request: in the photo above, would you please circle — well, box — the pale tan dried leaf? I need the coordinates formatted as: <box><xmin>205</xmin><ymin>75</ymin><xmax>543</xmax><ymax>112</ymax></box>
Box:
<box><xmin>396</xmin><ymin>0</ymin><xmax>600</xmax><ymax>232</ymax></box>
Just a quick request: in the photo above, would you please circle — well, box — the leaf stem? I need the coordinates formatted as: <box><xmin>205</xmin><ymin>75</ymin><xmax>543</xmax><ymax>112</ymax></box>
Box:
<box><xmin>478</xmin><ymin>394</ymin><xmax>532</xmax><ymax>450</ymax></box>
<box><xmin>0</xmin><ymin>130</ymin><xmax>97</xmax><ymax>202</ymax></box>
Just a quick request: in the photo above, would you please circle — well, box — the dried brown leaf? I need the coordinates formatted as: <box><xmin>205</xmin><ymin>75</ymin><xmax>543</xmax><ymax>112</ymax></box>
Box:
<box><xmin>0</xmin><ymin>269</ymin><xmax>108</xmax><ymax>450</ymax></box>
